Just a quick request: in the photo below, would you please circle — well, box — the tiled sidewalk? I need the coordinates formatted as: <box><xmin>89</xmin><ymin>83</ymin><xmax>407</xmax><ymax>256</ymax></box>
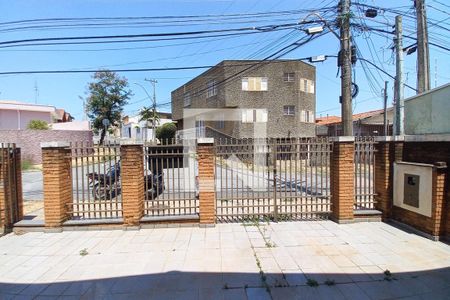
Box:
<box><xmin>0</xmin><ymin>221</ymin><xmax>449</xmax><ymax>299</ymax></box>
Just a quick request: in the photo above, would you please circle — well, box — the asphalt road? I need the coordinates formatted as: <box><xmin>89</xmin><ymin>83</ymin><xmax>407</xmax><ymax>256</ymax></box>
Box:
<box><xmin>21</xmin><ymin>163</ymin><xmax>334</xmax><ymax>201</ymax></box>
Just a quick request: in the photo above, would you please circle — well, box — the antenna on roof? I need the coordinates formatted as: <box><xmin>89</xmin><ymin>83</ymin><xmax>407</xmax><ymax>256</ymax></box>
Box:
<box><xmin>34</xmin><ymin>80</ymin><xmax>39</xmax><ymax>104</ymax></box>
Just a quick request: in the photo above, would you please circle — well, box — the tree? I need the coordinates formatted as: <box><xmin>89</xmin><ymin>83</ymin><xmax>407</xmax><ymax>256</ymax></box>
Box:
<box><xmin>86</xmin><ymin>70</ymin><xmax>132</xmax><ymax>144</ymax></box>
<box><xmin>139</xmin><ymin>106</ymin><xmax>160</xmax><ymax>126</ymax></box>
<box><xmin>27</xmin><ymin>120</ymin><xmax>49</xmax><ymax>130</ymax></box>
<box><xmin>156</xmin><ymin>122</ymin><xmax>177</xmax><ymax>144</ymax></box>
<box><xmin>139</xmin><ymin>106</ymin><xmax>160</xmax><ymax>141</ymax></box>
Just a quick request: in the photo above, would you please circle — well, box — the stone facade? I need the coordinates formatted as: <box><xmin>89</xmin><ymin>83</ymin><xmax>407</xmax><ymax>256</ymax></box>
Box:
<box><xmin>172</xmin><ymin>60</ymin><xmax>316</xmax><ymax>138</ymax></box>
<box><xmin>0</xmin><ymin>129</ymin><xmax>93</xmax><ymax>164</ymax></box>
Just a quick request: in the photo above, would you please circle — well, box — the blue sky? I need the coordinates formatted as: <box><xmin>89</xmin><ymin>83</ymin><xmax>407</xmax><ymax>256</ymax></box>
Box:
<box><xmin>0</xmin><ymin>0</ymin><xmax>449</xmax><ymax>120</ymax></box>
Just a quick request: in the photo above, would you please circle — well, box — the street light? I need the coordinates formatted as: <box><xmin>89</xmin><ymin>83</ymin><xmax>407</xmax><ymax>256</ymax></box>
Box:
<box><xmin>305</xmin><ymin>26</ymin><xmax>324</xmax><ymax>35</ymax></box>
<box><xmin>301</xmin><ymin>13</ymin><xmax>340</xmax><ymax>40</ymax></box>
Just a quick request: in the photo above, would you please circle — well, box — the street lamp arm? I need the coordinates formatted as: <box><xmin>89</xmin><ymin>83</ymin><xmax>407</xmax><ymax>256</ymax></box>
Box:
<box><xmin>301</xmin><ymin>12</ymin><xmax>340</xmax><ymax>40</ymax></box>
<box><xmin>134</xmin><ymin>82</ymin><xmax>152</xmax><ymax>102</ymax></box>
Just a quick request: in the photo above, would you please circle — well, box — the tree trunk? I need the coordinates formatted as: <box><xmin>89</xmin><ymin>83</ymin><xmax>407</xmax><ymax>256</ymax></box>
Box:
<box><xmin>100</xmin><ymin>128</ymin><xmax>106</xmax><ymax>145</ymax></box>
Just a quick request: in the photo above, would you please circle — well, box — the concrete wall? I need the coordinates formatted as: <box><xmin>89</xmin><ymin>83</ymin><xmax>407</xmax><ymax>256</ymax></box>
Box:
<box><xmin>51</xmin><ymin>121</ymin><xmax>90</xmax><ymax>131</ymax></box>
<box><xmin>0</xmin><ymin>110</ymin><xmax>52</xmax><ymax>130</ymax></box>
<box><xmin>405</xmin><ymin>83</ymin><xmax>450</xmax><ymax>135</ymax></box>
<box><xmin>0</xmin><ymin>130</ymin><xmax>93</xmax><ymax>163</ymax></box>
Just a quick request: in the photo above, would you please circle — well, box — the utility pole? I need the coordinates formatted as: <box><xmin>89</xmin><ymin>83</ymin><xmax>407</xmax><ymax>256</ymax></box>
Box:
<box><xmin>415</xmin><ymin>0</ymin><xmax>430</xmax><ymax>93</ymax></box>
<box><xmin>339</xmin><ymin>0</ymin><xmax>353</xmax><ymax>136</ymax></box>
<box><xmin>383</xmin><ymin>81</ymin><xmax>388</xmax><ymax>136</ymax></box>
<box><xmin>145</xmin><ymin>79</ymin><xmax>158</xmax><ymax>143</ymax></box>
<box><xmin>394</xmin><ymin>15</ymin><xmax>404</xmax><ymax>136</ymax></box>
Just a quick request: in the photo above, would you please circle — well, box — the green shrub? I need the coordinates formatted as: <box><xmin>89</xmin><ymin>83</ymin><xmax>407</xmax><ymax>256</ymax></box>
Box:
<box><xmin>27</xmin><ymin>120</ymin><xmax>49</xmax><ymax>130</ymax></box>
<box><xmin>156</xmin><ymin>122</ymin><xmax>177</xmax><ymax>144</ymax></box>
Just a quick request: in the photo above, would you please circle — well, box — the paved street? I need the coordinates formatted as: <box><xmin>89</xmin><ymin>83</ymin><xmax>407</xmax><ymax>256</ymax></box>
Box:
<box><xmin>1</xmin><ymin>221</ymin><xmax>449</xmax><ymax>299</ymax></box>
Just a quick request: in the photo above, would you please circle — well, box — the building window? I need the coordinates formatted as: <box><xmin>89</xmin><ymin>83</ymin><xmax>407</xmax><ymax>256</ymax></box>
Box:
<box><xmin>207</xmin><ymin>80</ymin><xmax>217</xmax><ymax>98</ymax></box>
<box><xmin>283</xmin><ymin>72</ymin><xmax>295</xmax><ymax>82</ymax></box>
<box><xmin>242</xmin><ymin>77</ymin><xmax>268</xmax><ymax>91</ymax></box>
<box><xmin>183</xmin><ymin>92</ymin><xmax>191</xmax><ymax>107</ymax></box>
<box><xmin>242</xmin><ymin>109</ymin><xmax>268</xmax><ymax>123</ymax></box>
<box><xmin>300</xmin><ymin>110</ymin><xmax>315</xmax><ymax>123</ymax></box>
<box><xmin>217</xmin><ymin>120</ymin><xmax>224</xmax><ymax>129</ymax></box>
<box><xmin>283</xmin><ymin>105</ymin><xmax>295</xmax><ymax>116</ymax></box>
<box><xmin>299</xmin><ymin>78</ymin><xmax>315</xmax><ymax>93</ymax></box>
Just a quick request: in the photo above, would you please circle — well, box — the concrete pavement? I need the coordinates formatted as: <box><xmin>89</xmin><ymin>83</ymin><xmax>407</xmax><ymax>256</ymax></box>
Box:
<box><xmin>1</xmin><ymin>221</ymin><xmax>449</xmax><ymax>299</ymax></box>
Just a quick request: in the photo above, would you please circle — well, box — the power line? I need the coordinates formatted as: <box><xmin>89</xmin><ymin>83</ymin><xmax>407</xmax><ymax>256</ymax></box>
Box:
<box><xmin>0</xmin><ymin>22</ymin><xmax>304</xmax><ymax>47</ymax></box>
<box><xmin>0</xmin><ymin>59</ymin><xmax>315</xmax><ymax>76</ymax></box>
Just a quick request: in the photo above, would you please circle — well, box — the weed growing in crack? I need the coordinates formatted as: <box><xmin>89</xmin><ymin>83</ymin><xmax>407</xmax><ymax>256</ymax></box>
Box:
<box><xmin>324</xmin><ymin>279</ymin><xmax>335</xmax><ymax>286</ymax></box>
<box><xmin>79</xmin><ymin>248</ymin><xmax>88</xmax><ymax>256</ymax></box>
<box><xmin>384</xmin><ymin>269</ymin><xmax>396</xmax><ymax>281</ymax></box>
<box><xmin>307</xmin><ymin>278</ymin><xmax>319</xmax><ymax>287</ymax></box>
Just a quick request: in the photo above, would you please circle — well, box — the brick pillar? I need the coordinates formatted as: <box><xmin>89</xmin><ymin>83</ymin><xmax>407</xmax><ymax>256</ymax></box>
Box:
<box><xmin>121</xmin><ymin>143</ymin><xmax>144</xmax><ymax>227</ymax></box>
<box><xmin>41</xmin><ymin>142</ymin><xmax>72</xmax><ymax>231</ymax></box>
<box><xmin>197</xmin><ymin>138</ymin><xmax>215</xmax><ymax>226</ymax></box>
<box><xmin>374</xmin><ymin>141</ymin><xmax>394</xmax><ymax>219</ymax></box>
<box><xmin>0</xmin><ymin>148</ymin><xmax>9</xmax><ymax>232</ymax></box>
<box><xmin>330</xmin><ymin>137</ymin><xmax>355</xmax><ymax>223</ymax></box>
<box><xmin>432</xmin><ymin>163</ymin><xmax>447</xmax><ymax>237</ymax></box>
<box><xmin>394</xmin><ymin>141</ymin><xmax>404</xmax><ymax>161</ymax></box>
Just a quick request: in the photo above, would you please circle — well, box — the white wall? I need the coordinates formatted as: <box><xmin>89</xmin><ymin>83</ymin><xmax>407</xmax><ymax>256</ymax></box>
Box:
<box><xmin>405</xmin><ymin>83</ymin><xmax>450</xmax><ymax>135</ymax></box>
<box><xmin>51</xmin><ymin>120</ymin><xmax>90</xmax><ymax>131</ymax></box>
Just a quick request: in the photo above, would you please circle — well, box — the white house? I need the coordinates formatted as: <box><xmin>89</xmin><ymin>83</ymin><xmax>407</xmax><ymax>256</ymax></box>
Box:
<box><xmin>121</xmin><ymin>111</ymin><xmax>172</xmax><ymax>142</ymax></box>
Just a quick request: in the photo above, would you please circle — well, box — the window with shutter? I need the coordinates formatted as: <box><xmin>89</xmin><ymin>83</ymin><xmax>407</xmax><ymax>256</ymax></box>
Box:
<box><xmin>242</xmin><ymin>77</ymin><xmax>268</xmax><ymax>91</ymax></box>
<box><xmin>299</xmin><ymin>78</ymin><xmax>315</xmax><ymax>94</ymax></box>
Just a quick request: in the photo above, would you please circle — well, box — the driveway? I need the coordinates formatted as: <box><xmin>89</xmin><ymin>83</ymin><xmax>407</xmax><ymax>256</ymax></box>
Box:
<box><xmin>1</xmin><ymin>221</ymin><xmax>449</xmax><ymax>299</ymax></box>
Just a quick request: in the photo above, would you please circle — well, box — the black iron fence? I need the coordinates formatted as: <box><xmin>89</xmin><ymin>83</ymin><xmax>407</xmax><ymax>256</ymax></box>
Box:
<box><xmin>354</xmin><ymin>136</ymin><xmax>377</xmax><ymax>210</ymax></box>
<box><xmin>214</xmin><ymin>137</ymin><xmax>332</xmax><ymax>222</ymax></box>
<box><xmin>70</xmin><ymin>141</ymin><xmax>122</xmax><ymax>220</ymax></box>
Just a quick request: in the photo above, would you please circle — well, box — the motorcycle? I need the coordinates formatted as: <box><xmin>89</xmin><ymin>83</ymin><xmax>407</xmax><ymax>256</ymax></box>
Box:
<box><xmin>87</xmin><ymin>160</ymin><xmax>164</xmax><ymax>200</ymax></box>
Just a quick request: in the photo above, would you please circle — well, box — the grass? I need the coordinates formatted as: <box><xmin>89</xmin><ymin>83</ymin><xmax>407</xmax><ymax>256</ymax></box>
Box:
<box><xmin>21</xmin><ymin>160</ymin><xmax>40</xmax><ymax>171</ymax></box>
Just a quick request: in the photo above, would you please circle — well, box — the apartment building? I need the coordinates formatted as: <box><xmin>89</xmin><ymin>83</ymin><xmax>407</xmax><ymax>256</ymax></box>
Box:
<box><xmin>171</xmin><ymin>60</ymin><xmax>316</xmax><ymax>138</ymax></box>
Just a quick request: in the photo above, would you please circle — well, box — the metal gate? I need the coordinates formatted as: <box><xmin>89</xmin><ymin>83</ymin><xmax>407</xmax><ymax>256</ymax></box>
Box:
<box><xmin>354</xmin><ymin>137</ymin><xmax>376</xmax><ymax>210</ymax></box>
<box><xmin>0</xmin><ymin>143</ymin><xmax>21</xmax><ymax>231</ymax></box>
<box><xmin>214</xmin><ymin>138</ymin><xmax>332</xmax><ymax>222</ymax></box>
<box><xmin>144</xmin><ymin>140</ymin><xmax>199</xmax><ymax>217</ymax></box>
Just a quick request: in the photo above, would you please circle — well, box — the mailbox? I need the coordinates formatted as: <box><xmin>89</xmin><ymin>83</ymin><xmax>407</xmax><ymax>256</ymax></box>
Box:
<box><xmin>403</xmin><ymin>174</ymin><xmax>420</xmax><ymax>208</ymax></box>
<box><xmin>394</xmin><ymin>162</ymin><xmax>433</xmax><ymax>217</ymax></box>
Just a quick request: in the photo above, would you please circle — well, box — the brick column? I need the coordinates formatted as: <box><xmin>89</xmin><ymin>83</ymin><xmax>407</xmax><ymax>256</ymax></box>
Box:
<box><xmin>197</xmin><ymin>138</ymin><xmax>215</xmax><ymax>226</ymax></box>
<box><xmin>431</xmin><ymin>163</ymin><xmax>447</xmax><ymax>237</ymax></box>
<box><xmin>0</xmin><ymin>148</ymin><xmax>9</xmax><ymax>232</ymax></box>
<box><xmin>330</xmin><ymin>137</ymin><xmax>355</xmax><ymax>223</ymax></box>
<box><xmin>374</xmin><ymin>141</ymin><xmax>394</xmax><ymax>219</ymax></box>
<box><xmin>121</xmin><ymin>143</ymin><xmax>144</xmax><ymax>228</ymax></box>
<box><xmin>41</xmin><ymin>142</ymin><xmax>72</xmax><ymax>231</ymax></box>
